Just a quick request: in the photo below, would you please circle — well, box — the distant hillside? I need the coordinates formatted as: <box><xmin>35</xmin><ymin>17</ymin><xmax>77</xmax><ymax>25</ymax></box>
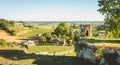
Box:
<box><xmin>16</xmin><ymin>21</ymin><xmax>105</xmax><ymax>25</ymax></box>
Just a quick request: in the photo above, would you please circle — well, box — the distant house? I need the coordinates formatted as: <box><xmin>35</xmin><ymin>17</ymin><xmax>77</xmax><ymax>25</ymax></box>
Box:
<box><xmin>32</xmin><ymin>34</ymin><xmax>42</xmax><ymax>43</ymax></box>
<box><xmin>24</xmin><ymin>40</ymin><xmax>35</xmax><ymax>46</ymax></box>
<box><xmin>50</xmin><ymin>38</ymin><xmax>67</xmax><ymax>44</ymax></box>
<box><xmin>33</xmin><ymin>34</ymin><xmax>41</xmax><ymax>39</ymax></box>
<box><xmin>96</xmin><ymin>32</ymin><xmax>106</xmax><ymax>37</ymax></box>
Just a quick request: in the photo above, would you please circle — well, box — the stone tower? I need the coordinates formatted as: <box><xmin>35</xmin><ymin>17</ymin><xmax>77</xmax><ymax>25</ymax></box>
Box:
<box><xmin>79</xmin><ymin>24</ymin><xmax>92</xmax><ymax>37</ymax></box>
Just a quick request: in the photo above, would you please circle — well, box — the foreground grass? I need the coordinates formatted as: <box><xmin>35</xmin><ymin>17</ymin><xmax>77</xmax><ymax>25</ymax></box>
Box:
<box><xmin>82</xmin><ymin>37</ymin><xmax>120</xmax><ymax>44</ymax></box>
<box><xmin>0</xmin><ymin>57</ymin><xmax>34</xmax><ymax>65</ymax></box>
<box><xmin>0</xmin><ymin>46</ymin><xmax>76</xmax><ymax>65</ymax></box>
<box><xmin>28</xmin><ymin>46</ymin><xmax>74</xmax><ymax>53</ymax></box>
<box><xmin>82</xmin><ymin>37</ymin><xmax>120</xmax><ymax>49</ymax></box>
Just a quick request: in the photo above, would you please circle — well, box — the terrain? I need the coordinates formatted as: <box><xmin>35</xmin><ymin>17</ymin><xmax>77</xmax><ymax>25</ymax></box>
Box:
<box><xmin>0</xmin><ymin>30</ymin><xmax>23</xmax><ymax>42</ymax></box>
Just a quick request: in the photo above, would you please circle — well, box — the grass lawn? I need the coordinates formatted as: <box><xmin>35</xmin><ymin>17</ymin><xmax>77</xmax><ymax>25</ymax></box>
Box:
<box><xmin>28</xmin><ymin>46</ymin><xmax>74</xmax><ymax>53</ymax></box>
<box><xmin>82</xmin><ymin>37</ymin><xmax>120</xmax><ymax>49</ymax></box>
<box><xmin>0</xmin><ymin>46</ymin><xmax>76</xmax><ymax>65</ymax></box>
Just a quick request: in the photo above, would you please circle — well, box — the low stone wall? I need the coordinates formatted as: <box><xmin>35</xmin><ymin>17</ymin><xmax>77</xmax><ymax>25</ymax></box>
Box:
<box><xmin>76</xmin><ymin>40</ymin><xmax>120</xmax><ymax>65</ymax></box>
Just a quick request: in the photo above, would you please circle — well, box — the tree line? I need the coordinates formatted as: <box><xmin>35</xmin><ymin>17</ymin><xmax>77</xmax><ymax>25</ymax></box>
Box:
<box><xmin>0</xmin><ymin>18</ymin><xmax>15</xmax><ymax>35</ymax></box>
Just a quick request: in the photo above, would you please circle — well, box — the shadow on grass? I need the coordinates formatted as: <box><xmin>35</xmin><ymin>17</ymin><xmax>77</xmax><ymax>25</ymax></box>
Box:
<box><xmin>0</xmin><ymin>50</ymin><xmax>79</xmax><ymax>65</ymax></box>
<box><xmin>82</xmin><ymin>38</ymin><xmax>120</xmax><ymax>44</ymax></box>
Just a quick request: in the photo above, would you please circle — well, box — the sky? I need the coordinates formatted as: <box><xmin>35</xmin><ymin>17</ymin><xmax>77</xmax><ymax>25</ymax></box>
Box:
<box><xmin>0</xmin><ymin>0</ymin><xmax>105</xmax><ymax>21</ymax></box>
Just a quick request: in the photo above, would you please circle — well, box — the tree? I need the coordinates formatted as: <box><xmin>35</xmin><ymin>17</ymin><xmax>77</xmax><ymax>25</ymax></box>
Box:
<box><xmin>43</xmin><ymin>33</ymin><xmax>51</xmax><ymax>42</ymax></box>
<box><xmin>9</xmin><ymin>21</ymin><xmax>15</xmax><ymax>26</ymax></box>
<box><xmin>39</xmin><ymin>36</ymin><xmax>46</xmax><ymax>44</ymax></box>
<box><xmin>0</xmin><ymin>39</ymin><xmax>7</xmax><ymax>46</ymax></box>
<box><xmin>68</xmin><ymin>28</ymin><xmax>74</xmax><ymax>40</ymax></box>
<box><xmin>73</xmin><ymin>23</ymin><xmax>79</xmax><ymax>29</ymax></box>
<box><xmin>98</xmin><ymin>0</ymin><xmax>120</xmax><ymax>38</ymax></box>
<box><xmin>54</xmin><ymin>22</ymin><xmax>69</xmax><ymax>36</ymax></box>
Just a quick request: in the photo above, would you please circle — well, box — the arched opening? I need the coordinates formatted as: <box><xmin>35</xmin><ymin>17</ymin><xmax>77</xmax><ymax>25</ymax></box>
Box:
<box><xmin>86</xmin><ymin>30</ymin><xmax>88</xmax><ymax>36</ymax></box>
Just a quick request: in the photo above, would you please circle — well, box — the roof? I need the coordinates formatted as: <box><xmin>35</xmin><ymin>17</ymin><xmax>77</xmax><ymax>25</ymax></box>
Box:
<box><xmin>50</xmin><ymin>38</ymin><xmax>66</xmax><ymax>42</ymax></box>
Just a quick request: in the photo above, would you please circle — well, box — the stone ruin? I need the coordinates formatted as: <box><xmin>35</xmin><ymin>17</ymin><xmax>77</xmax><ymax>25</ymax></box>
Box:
<box><xmin>75</xmin><ymin>40</ymin><xmax>120</xmax><ymax>65</ymax></box>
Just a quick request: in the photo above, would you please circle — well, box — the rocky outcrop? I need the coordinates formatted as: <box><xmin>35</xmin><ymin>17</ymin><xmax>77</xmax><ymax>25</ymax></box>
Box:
<box><xmin>76</xmin><ymin>40</ymin><xmax>120</xmax><ymax>65</ymax></box>
<box><xmin>100</xmin><ymin>49</ymin><xmax>120</xmax><ymax>65</ymax></box>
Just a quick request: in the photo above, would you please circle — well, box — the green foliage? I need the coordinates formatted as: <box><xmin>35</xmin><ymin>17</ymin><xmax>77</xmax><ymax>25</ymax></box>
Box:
<box><xmin>39</xmin><ymin>36</ymin><xmax>47</xmax><ymax>44</ymax></box>
<box><xmin>9</xmin><ymin>21</ymin><xmax>15</xmax><ymax>26</ymax></box>
<box><xmin>0</xmin><ymin>39</ymin><xmax>18</xmax><ymax>47</ymax></box>
<box><xmin>0</xmin><ymin>39</ymin><xmax>7</xmax><ymax>47</ymax></box>
<box><xmin>68</xmin><ymin>40</ymin><xmax>73</xmax><ymax>45</ymax></box>
<box><xmin>106</xmin><ymin>31</ymin><xmax>114</xmax><ymax>38</ymax></box>
<box><xmin>43</xmin><ymin>33</ymin><xmax>51</xmax><ymax>40</ymax></box>
<box><xmin>10</xmin><ymin>30</ymin><xmax>17</xmax><ymax>36</ymax></box>
<box><xmin>98</xmin><ymin>0</ymin><xmax>120</xmax><ymax>38</ymax></box>
<box><xmin>73</xmin><ymin>23</ymin><xmax>79</xmax><ymax>29</ymax></box>
<box><xmin>21</xmin><ymin>43</ymin><xmax>28</xmax><ymax>49</ymax></box>
<box><xmin>96</xmin><ymin>49</ymin><xmax>104</xmax><ymax>59</ymax></box>
<box><xmin>54</xmin><ymin>22</ymin><xmax>75</xmax><ymax>42</ymax></box>
<box><xmin>54</xmin><ymin>22</ymin><xmax>69</xmax><ymax>36</ymax></box>
<box><xmin>68</xmin><ymin>28</ymin><xmax>74</xmax><ymax>40</ymax></box>
<box><xmin>0</xmin><ymin>19</ymin><xmax>16</xmax><ymax>35</ymax></box>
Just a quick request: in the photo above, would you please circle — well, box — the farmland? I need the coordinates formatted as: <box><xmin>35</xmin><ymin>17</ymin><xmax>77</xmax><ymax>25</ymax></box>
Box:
<box><xmin>0</xmin><ymin>20</ymin><xmax>120</xmax><ymax>65</ymax></box>
<box><xmin>9</xmin><ymin>23</ymin><xmax>54</xmax><ymax>38</ymax></box>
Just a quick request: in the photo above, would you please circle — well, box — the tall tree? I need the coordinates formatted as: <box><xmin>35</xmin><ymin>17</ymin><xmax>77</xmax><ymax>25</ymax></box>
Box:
<box><xmin>54</xmin><ymin>22</ymin><xmax>69</xmax><ymax>36</ymax></box>
<box><xmin>39</xmin><ymin>36</ymin><xmax>46</xmax><ymax>44</ymax></box>
<box><xmin>98</xmin><ymin>0</ymin><xmax>120</xmax><ymax>38</ymax></box>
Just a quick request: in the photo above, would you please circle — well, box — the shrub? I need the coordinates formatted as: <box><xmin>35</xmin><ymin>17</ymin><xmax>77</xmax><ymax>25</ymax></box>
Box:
<box><xmin>96</xmin><ymin>49</ymin><xmax>104</xmax><ymax>59</ymax></box>
<box><xmin>39</xmin><ymin>36</ymin><xmax>46</xmax><ymax>44</ymax></box>
<box><xmin>68</xmin><ymin>39</ymin><xmax>73</xmax><ymax>45</ymax></box>
<box><xmin>0</xmin><ymin>39</ymin><xmax>7</xmax><ymax>47</ymax></box>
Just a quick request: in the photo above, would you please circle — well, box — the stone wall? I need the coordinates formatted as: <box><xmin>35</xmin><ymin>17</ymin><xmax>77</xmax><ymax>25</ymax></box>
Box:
<box><xmin>76</xmin><ymin>40</ymin><xmax>120</xmax><ymax>65</ymax></box>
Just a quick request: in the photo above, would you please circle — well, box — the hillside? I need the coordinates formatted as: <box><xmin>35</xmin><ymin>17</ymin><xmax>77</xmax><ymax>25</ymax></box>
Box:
<box><xmin>0</xmin><ymin>30</ymin><xmax>24</xmax><ymax>43</ymax></box>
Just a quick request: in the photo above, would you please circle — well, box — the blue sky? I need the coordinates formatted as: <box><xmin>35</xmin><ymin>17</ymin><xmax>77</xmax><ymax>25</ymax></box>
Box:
<box><xmin>0</xmin><ymin>0</ymin><xmax>104</xmax><ymax>21</ymax></box>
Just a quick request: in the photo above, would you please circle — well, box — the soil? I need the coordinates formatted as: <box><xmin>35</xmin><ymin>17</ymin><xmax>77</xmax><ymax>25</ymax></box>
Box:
<box><xmin>0</xmin><ymin>31</ymin><xmax>24</xmax><ymax>43</ymax></box>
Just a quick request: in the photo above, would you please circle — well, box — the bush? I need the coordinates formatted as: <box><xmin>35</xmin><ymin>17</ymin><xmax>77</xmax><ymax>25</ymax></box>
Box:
<box><xmin>39</xmin><ymin>36</ymin><xmax>46</xmax><ymax>44</ymax></box>
<box><xmin>0</xmin><ymin>39</ymin><xmax>7</xmax><ymax>47</ymax></box>
<box><xmin>106</xmin><ymin>31</ymin><xmax>114</xmax><ymax>38</ymax></box>
<box><xmin>0</xmin><ymin>39</ymin><xmax>18</xmax><ymax>47</ymax></box>
<box><xmin>68</xmin><ymin>40</ymin><xmax>73</xmax><ymax>45</ymax></box>
<box><xmin>10</xmin><ymin>30</ymin><xmax>17</xmax><ymax>36</ymax></box>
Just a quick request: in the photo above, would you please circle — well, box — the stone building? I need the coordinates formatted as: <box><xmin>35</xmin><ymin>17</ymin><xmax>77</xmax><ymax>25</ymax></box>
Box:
<box><xmin>79</xmin><ymin>24</ymin><xmax>92</xmax><ymax>37</ymax></box>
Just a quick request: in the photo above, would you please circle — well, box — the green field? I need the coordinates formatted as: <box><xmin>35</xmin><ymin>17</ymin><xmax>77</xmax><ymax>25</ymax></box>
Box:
<box><xmin>9</xmin><ymin>23</ymin><xmax>54</xmax><ymax>38</ymax></box>
<box><xmin>28</xmin><ymin>46</ymin><xmax>74</xmax><ymax>53</ymax></box>
<box><xmin>18</xmin><ymin>27</ymin><xmax>53</xmax><ymax>38</ymax></box>
<box><xmin>0</xmin><ymin>46</ymin><xmax>76</xmax><ymax>65</ymax></box>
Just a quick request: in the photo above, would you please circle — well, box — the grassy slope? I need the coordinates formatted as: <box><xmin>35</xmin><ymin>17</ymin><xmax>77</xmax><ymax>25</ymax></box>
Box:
<box><xmin>9</xmin><ymin>24</ymin><xmax>54</xmax><ymax>38</ymax></box>
<box><xmin>18</xmin><ymin>27</ymin><xmax>53</xmax><ymax>38</ymax></box>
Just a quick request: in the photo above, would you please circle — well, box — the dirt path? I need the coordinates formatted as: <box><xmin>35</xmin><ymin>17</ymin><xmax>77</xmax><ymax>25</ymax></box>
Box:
<box><xmin>0</xmin><ymin>31</ymin><xmax>24</xmax><ymax>43</ymax></box>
